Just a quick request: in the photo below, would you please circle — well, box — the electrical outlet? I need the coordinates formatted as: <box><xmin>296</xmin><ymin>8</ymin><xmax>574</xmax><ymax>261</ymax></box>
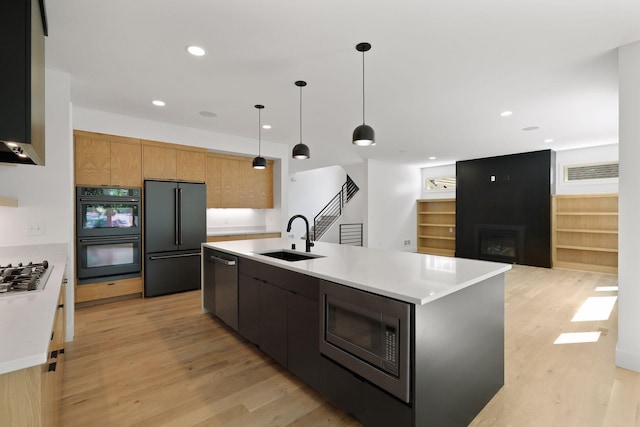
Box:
<box><xmin>25</xmin><ymin>222</ymin><xmax>45</xmax><ymax>236</ymax></box>
<box><xmin>404</xmin><ymin>239</ymin><xmax>411</xmax><ymax>246</ymax></box>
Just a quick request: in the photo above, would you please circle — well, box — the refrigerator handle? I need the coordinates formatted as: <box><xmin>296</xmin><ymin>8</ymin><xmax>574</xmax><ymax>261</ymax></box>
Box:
<box><xmin>174</xmin><ymin>187</ymin><xmax>180</xmax><ymax>246</ymax></box>
<box><xmin>178</xmin><ymin>187</ymin><xmax>184</xmax><ymax>245</ymax></box>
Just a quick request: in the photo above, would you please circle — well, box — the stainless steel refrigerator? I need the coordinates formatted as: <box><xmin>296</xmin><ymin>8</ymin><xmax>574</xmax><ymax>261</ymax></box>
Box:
<box><xmin>143</xmin><ymin>180</ymin><xmax>206</xmax><ymax>297</ymax></box>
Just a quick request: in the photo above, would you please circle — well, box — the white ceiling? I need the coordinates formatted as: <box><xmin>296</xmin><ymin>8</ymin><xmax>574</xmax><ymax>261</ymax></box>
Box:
<box><xmin>45</xmin><ymin>0</ymin><xmax>640</xmax><ymax>173</ymax></box>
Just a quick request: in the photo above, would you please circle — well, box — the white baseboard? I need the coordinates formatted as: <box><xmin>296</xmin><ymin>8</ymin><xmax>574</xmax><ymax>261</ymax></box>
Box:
<box><xmin>615</xmin><ymin>344</ymin><xmax>640</xmax><ymax>373</ymax></box>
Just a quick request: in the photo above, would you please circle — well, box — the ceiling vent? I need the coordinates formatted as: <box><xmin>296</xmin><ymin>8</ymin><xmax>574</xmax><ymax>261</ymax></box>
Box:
<box><xmin>564</xmin><ymin>161</ymin><xmax>619</xmax><ymax>182</ymax></box>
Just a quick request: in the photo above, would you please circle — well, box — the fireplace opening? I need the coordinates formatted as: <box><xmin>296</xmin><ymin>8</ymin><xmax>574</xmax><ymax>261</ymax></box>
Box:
<box><xmin>474</xmin><ymin>225</ymin><xmax>524</xmax><ymax>264</ymax></box>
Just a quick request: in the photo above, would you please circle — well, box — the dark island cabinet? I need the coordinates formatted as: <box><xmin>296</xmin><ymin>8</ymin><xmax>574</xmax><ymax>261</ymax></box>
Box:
<box><xmin>237</xmin><ymin>257</ymin><xmax>322</xmax><ymax>389</ymax></box>
<box><xmin>238</xmin><ymin>274</ymin><xmax>260</xmax><ymax>345</ymax></box>
<box><xmin>258</xmin><ymin>281</ymin><xmax>288</xmax><ymax>366</ymax></box>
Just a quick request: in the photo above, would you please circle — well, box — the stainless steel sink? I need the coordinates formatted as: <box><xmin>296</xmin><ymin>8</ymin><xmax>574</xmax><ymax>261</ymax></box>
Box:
<box><xmin>257</xmin><ymin>250</ymin><xmax>325</xmax><ymax>262</ymax></box>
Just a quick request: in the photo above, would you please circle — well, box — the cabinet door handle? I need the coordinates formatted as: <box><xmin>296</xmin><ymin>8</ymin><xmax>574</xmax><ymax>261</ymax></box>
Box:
<box><xmin>48</xmin><ymin>362</ymin><xmax>57</xmax><ymax>372</ymax></box>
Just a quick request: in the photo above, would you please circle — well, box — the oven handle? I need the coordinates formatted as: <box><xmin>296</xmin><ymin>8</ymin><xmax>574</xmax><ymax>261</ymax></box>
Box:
<box><xmin>149</xmin><ymin>253</ymin><xmax>201</xmax><ymax>260</ymax></box>
<box><xmin>78</xmin><ymin>197</ymin><xmax>140</xmax><ymax>202</ymax></box>
<box><xmin>78</xmin><ymin>236</ymin><xmax>140</xmax><ymax>243</ymax></box>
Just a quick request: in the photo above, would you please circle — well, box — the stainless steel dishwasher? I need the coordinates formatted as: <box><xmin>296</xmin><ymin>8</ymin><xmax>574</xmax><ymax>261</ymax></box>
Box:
<box><xmin>203</xmin><ymin>248</ymin><xmax>239</xmax><ymax>331</ymax></box>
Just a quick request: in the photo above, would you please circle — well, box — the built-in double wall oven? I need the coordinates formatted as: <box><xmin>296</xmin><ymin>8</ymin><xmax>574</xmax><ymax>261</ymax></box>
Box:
<box><xmin>319</xmin><ymin>280</ymin><xmax>412</xmax><ymax>403</ymax></box>
<box><xmin>76</xmin><ymin>187</ymin><xmax>142</xmax><ymax>284</ymax></box>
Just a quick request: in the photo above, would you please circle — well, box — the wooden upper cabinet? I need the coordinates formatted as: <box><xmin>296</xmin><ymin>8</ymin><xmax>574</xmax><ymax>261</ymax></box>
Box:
<box><xmin>253</xmin><ymin>160</ymin><xmax>274</xmax><ymax>209</ymax></box>
<box><xmin>74</xmin><ymin>131</ymin><xmax>141</xmax><ymax>187</ymax></box>
<box><xmin>206</xmin><ymin>153</ymin><xmax>274</xmax><ymax>208</ymax></box>
<box><xmin>142</xmin><ymin>143</ymin><xmax>177</xmax><ymax>180</ymax></box>
<box><xmin>177</xmin><ymin>150</ymin><xmax>206</xmax><ymax>182</ymax></box>
<box><xmin>206</xmin><ymin>154</ymin><xmax>222</xmax><ymax>208</ymax></box>
<box><xmin>110</xmin><ymin>141</ymin><xmax>142</xmax><ymax>187</ymax></box>
<box><xmin>143</xmin><ymin>140</ymin><xmax>206</xmax><ymax>182</ymax></box>
<box><xmin>75</xmin><ymin>136</ymin><xmax>110</xmax><ymax>186</ymax></box>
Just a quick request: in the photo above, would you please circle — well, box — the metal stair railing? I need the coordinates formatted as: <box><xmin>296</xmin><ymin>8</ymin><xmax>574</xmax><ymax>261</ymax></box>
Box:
<box><xmin>311</xmin><ymin>175</ymin><xmax>360</xmax><ymax>241</ymax></box>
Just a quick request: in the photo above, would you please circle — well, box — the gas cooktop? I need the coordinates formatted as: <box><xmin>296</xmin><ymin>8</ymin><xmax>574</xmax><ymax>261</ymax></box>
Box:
<box><xmin>0</xmin><ymin>260</ymin><xmax>53</xmax><ymax>296</ymax></box>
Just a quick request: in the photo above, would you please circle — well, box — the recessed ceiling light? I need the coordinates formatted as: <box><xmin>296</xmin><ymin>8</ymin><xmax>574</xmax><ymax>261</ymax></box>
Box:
<box><xmin>262</xmin><ymin>124</ymin><xmax>272</xmax><ymax>129</ymax></box>
<box><xmin>522</xmin><ymin>126</ymin><xmax>539</xmax><ymax>131</ymax></box>
<box><xmin>199</xmin><ymin>111</ymin><xmax>217</xmax><ymax>118</ymax></box>
<box><xmin>544</xmin><ymin>138</ymin><xmax>554</xmax><ymax>143</ymax></box>
<box><xmin>500</xmin><ymin>111</ymin><xmax>513</xmax><ymax>117</ymax></box>
<box><xmin>152</xmin><ymin>100</ymin><xmax>165</xmax><ymax>107</ymax></box>
<box><xmin>428</xmin><ymin>156</ymin><xmax>436</xmax><ymax>160</ymax></box>
<box><xmin>186</xmin><ymin>45</ymin><xmax>206</xmax><ymax>56</ymax></box>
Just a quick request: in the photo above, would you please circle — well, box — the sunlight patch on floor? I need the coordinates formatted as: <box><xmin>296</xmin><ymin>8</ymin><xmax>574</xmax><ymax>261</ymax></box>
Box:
<box><xmin>571</xmin><ymin>296</ymin><xmax>618</xmax><ymax>322</ymax></box>
<box><xmin>554</xmin><ymin>331</ymin><xmax>602</xmax><ymax>344</ymax></box>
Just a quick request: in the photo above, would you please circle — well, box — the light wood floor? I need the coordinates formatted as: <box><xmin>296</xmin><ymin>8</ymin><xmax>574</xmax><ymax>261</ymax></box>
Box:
<box><xmin>61</xmin><ymin>266</ymin><xmax>640</xmax><ymax>426</ymax></box>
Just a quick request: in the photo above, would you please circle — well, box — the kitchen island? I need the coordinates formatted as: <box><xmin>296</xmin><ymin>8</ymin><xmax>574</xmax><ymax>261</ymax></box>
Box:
<box><xmin>202</xmin><ymin>238</ymin><xmax>511</xmax><ymax>427</ymax></box>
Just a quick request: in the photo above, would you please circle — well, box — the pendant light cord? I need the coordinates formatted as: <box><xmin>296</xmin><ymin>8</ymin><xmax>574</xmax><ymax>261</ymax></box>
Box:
<box><xmin>299</xmin><ymin>85</ymin><xmax>303</xmax><ymax>144</ymax></box>
<box><xmin>362</xmin><ymin>49</ymin><xmax>366</xmax><ymax>125</ymax></box>
<box><xmin>258</xmin><ymin>108</ymin><xmax>262</xmax><ymax>156</ymax></box>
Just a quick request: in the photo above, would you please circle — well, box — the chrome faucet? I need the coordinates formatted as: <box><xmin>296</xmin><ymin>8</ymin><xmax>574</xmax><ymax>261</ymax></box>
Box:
<box><xmin>286</xmin><ymin>214</ymin><xmax>314</xmax><ymax>252</ymax></box>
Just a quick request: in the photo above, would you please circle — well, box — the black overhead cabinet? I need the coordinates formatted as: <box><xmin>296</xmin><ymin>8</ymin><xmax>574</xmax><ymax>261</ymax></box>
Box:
<box><xmin>144</xmin><ymin>180</ymin><xmax>206</xmax><ymax>297</ymax></box>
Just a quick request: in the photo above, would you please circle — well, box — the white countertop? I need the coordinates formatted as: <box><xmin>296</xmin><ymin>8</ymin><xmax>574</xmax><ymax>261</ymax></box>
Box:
<box><xmin>203</xmin><ymin>238</ymin><xmax>511</xmax><ymax>305</ymax></box>
<box><xmin>0</xmin><ymin>243</ymin><xmax>67</xmax><ymax>375</ymax></box>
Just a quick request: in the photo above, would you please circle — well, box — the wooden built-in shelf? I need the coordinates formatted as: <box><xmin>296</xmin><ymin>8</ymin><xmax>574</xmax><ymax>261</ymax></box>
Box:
<box><xmin>552</xmin><ymin>194</ymin><xmax>618</xmax><ymax>274</ymax></box>
<box><xmin>417</xmin><ymin>198</ymin><xmax>456</xmax><ymax>257</ymax></box>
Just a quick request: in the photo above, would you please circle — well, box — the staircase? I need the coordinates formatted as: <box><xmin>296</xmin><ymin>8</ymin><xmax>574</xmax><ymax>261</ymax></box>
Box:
<box><xmin>310</xmin><ymin>175</ymin><xmax>359</xmax><ymax>241</ymax></box>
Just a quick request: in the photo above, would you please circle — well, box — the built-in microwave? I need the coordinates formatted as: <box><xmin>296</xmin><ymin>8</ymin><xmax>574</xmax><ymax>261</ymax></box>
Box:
<box><xmin>319</xmin><ymin>280</ymin><xmax>411</xmax><ymax>403</ymax></box>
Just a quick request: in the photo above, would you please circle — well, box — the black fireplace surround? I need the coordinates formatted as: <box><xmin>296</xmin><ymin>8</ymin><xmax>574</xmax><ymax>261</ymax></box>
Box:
<box><xmin>456</xmin><ymin>150</ymin><xmax>554</xmax><ymax>268</ymax></box>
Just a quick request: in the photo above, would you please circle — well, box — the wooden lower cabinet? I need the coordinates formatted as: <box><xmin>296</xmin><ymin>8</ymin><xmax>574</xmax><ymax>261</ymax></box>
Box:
<box><xmin>75</xmin><ymin>277</ymin><xmax>142</xmax><ymax>303</ymax></box>
<box><xmin>0</xmin><ymin>282</ymin><xmax>66</xmax><ymax>427</ymax></box>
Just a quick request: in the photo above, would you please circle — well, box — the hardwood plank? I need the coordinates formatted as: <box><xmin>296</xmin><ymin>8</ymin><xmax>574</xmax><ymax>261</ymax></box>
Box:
<box><xmin>61</xmin><ymin>267</ymin><xmax>640</xmax><ymax>427</ymax></box>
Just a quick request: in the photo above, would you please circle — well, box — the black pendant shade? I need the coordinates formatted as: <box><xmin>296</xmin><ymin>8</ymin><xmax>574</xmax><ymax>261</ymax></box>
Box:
<box><xmin>253</xmin><ymin>104</ymin><xmax>267</xmax><ymax>169</ymax></box>
<box><xmin>252</xmin><ymin>155</ymin><xmax>267</xmax><ymax>169</ymax></box>
<box><xmin>352</xmin><ymin>124</ymin><xmax>375</xmax><ymax>146</ymax></box>
<box><xmin>292</xmin><ymin>80</ymin><xmax>310</xmax><ymax>160</ymax></box>
<box><xmin>353</xmin><ymin>42</ymin><xmax>375</xmax><ymax>146</ymax></box>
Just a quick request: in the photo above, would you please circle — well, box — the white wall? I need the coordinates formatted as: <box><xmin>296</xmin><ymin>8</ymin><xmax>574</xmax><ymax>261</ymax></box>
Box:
<box><xmin>0</xmin><ymin>69</ymin><xmax>75</xmax><ymax>339</ymax></box>
<box><xmin>367</xmin><ymin>160</ymin><xmax>422</xmax><ymax>252</ymax></box>
<box><xmin>555</xmin><ymin>144</ymin><xmax>619</xmax><ymax>194</ymax></box>
<box><xmin>288</xmin><ymin>165</ymin><xmax>346</xmax><ymax>239</ymax></box>
<box><xmin>73</xmin><ymin>107</ymin><xmax>290</xmax><ymax>232</ymax></box>
<box><xmin>616</xmin><ymin>41</ymin><xmax>640</xmax><ymax>373</ymax></box>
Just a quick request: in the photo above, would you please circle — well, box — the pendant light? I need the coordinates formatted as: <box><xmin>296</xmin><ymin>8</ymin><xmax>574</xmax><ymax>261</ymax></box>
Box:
<box><xmin>252</xmin><ymin>105</ymin><xmax>267</xmax><ymax>169</ymax></box>
<box><xmin>352</xmin><ymin>42</ymin><xmax>375</xmax><ymax>146</ymax></box>
<box><xmin>292</xmin><ymin>80</ymin><xmax>310</xmax><ymax>159</ymax></box>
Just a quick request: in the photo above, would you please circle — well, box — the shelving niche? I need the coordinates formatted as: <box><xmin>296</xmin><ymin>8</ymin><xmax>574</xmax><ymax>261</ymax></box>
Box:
<box><xmin>417</xmin><ymin>198</ymin><xmax>456</xmax><ymax>256</ymax></box>
<box><xmin>552</xmin><ymin>194</ymin><xmax>618</xmax><ymax>274</ymax></box>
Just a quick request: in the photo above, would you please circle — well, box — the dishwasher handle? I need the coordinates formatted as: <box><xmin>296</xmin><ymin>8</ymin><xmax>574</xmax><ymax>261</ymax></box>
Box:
<box><xmin>208</xmin><ymin>255</ymin><xmax>236</xmax><ymax>266</ymax></box>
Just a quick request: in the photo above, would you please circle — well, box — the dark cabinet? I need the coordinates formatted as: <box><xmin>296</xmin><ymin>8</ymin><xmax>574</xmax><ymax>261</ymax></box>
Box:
<box><xmin>238</xmin><ymin>274</ymin><xmax>260</xmax><ymax>345</ymax></box>
<box><xmin>237</xmin><ymin>256</ymin><xmax>321</xmax><ymax>387</ymax></box>
<box><xmin>259</xmin><ymin>281</ymin><xmax>288</xmax><ymax>367</ymax></box>
<box><xmin>287</xmin><ymin>292</ymin><xmax>322</xmax><ymax>387</ymax></box>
